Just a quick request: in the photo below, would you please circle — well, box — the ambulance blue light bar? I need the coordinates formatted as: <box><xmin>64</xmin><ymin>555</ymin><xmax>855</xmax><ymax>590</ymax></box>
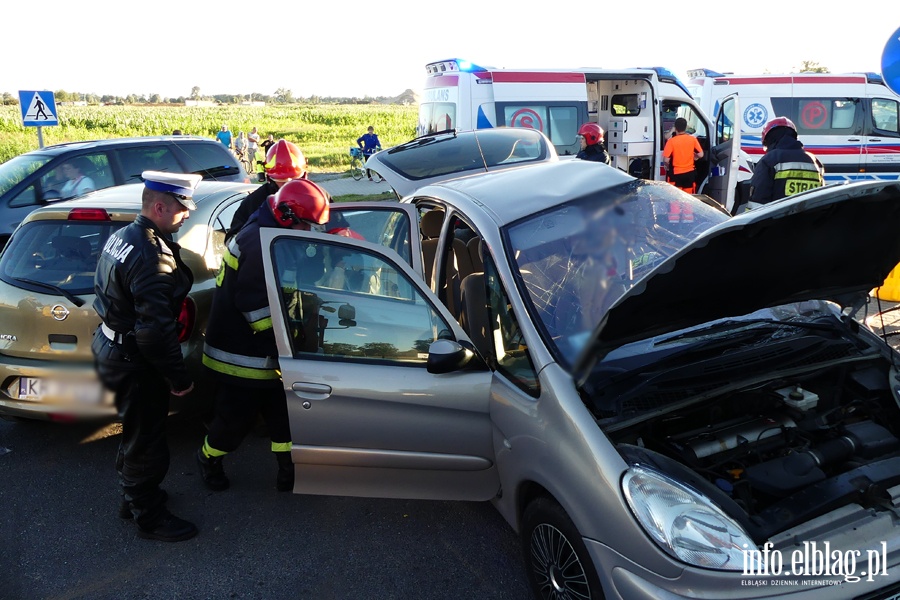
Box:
<box><xmin>644</xmin><ymin>67</ymin><xmax>693</xmax><ymax>98</ymax></box>
<box><xmin>425</xmin><ymin>59</ymin><xmax>490</xmax><ymax>75</ymax></box>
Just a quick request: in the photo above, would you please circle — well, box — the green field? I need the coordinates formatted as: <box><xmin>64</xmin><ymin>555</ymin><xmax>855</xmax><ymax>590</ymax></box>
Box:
<box><xmin>0</xmin><ymin>104</ymin><xmax>419</xmax><ymax>172</ymax></box>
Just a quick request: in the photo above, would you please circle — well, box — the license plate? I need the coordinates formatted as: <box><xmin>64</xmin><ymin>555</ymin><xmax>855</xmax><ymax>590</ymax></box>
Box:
<box><xmin>17</xmin><ymin>377</ymin><xmax>104</xmax><ymax>404</ymax></box>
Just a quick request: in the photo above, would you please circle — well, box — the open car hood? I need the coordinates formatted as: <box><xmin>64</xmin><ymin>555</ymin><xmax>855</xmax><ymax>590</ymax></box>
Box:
<box><xmin>575</xmin><ymin>181</ymin><xmax>900</xmax><ymax>378</ymax></box>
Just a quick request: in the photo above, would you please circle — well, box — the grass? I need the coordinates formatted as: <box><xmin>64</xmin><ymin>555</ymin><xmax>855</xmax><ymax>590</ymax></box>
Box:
<box><xmin>0</xmin><ymin>104</ymin><xmax>419</xmax><ymax>172</ymax></box>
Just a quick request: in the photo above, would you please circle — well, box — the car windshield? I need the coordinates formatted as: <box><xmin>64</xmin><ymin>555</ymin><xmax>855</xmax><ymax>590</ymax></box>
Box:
<box><xmin>0</xmin><ymin>153</ymin><xmax>53</xmax><ymax>196</ymax></box>
<box><xmin>0</xmin><ymin>220</ymin><xmax>126</xmax><ymax>295</ymax></box>
<box><xmin>376</xmin><ymin>129</ymin><xmax>551</xmax><ymax>180</ymax></box>
<box><xmin>506</xmin><ymin>180</ymin><xmax>730</xmax><ymax>367</ymax></box>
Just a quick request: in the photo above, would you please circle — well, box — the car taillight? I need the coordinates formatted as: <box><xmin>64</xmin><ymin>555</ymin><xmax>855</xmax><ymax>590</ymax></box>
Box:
<box><xmin>177</xmin><ymin>297</ymin><xmax>196</xmax><ymax>343</ymax></box>
<box><xmin>68</xmin><ymin>208</ymin><xmax>111</xmax><ymax>221</ymax></box>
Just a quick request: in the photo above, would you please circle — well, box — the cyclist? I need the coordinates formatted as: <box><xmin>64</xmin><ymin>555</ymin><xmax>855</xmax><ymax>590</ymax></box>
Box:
<box><xmin>356</xmin><ymin>126</ymin><xmax>382</xmax><ymax>181</ymax></box>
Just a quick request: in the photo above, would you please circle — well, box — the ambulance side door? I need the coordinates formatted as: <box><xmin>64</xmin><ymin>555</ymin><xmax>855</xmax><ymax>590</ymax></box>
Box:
<box><xmin>706</xmin><ymin>93</ymin><xmax>741</xmax><ymax>213</ymax></box>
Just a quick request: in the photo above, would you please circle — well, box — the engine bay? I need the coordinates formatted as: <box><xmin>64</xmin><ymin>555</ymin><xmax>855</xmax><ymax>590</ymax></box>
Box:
<box><xmin>611</xmin><ymin>361</ymin><xmax>900</xmax><ymax>541</ymax></box>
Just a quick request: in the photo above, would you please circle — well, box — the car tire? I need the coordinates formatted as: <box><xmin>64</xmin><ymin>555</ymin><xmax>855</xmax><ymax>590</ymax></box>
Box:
<box><xmin>521</xmin><ymin>496</ymin><xmax>605</xmax><ymax>600</ymax></box>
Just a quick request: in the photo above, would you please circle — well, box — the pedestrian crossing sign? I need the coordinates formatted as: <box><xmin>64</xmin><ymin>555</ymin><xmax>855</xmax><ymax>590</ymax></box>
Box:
<box><xmin>19</xmin><ymin>90</ymin><xmax>58</xmax><ymax>127</ymax></box>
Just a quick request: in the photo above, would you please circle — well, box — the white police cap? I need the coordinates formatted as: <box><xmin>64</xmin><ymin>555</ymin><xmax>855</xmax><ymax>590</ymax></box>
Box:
<box><xmin>142</xmin><ymin>170</ymin><xmax>202</xmax><ymax>210</ymax></box>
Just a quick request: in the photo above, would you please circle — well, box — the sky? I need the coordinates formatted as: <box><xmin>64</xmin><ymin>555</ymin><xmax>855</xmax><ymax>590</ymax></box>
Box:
<box><xmin>6</xmin><ymin>1</ymin><xmax>899</xmax><ymax>100</ymax></box>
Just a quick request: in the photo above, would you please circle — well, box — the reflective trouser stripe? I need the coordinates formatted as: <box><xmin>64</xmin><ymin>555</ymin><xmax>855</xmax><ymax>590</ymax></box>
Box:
<box><xmin>203</xmin><ymin>354</ymin><xmax>281</xmax><ymax>380</ymax></box>
<box><xmin>271</xmin><ymin>441</ymin><xmax>291</xmax><ymax>453</ymax></box>
<box><xmin>203</xmin><ymin>436</ymin><xmax>228</xmax><ymax>458</ymax></box>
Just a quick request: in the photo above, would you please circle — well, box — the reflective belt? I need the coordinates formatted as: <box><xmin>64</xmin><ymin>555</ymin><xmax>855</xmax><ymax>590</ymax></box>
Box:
<box><xmin>101</xmin><ymin>322</ymin><xmax>126</xmax><ymax>343</ymax></box>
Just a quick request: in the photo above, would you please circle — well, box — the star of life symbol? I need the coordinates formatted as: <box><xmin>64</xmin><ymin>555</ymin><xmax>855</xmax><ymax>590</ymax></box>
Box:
<box><xmin>744</xmin><ymin>104</ymin><xmax>768</xmax><ymax>129</ymax></box>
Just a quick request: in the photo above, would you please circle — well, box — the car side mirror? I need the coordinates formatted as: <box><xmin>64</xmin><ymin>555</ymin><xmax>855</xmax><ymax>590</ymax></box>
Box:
<box><xmin>427</xmin><ymin>338</ymin><xmax>474</xmax><ymax>374</ymax></box>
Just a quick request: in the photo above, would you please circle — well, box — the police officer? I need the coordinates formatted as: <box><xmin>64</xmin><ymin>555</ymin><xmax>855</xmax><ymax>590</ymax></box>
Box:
<box><xmin>746</xmin><ymin>116</ymin><xmax>824</xmax><ymax>210</ymax></box>
<box><xmin>92</xmin><ymin>170</ymin><xmax>201</xmax><ymax>542</ymax></box>
<box><xmin>226</xmin><ymin>139</ymin><xmax>325</xmax><ymax>241</ymax></box>
<box><xmin>196</xmin><ymin>179</ymin><xmax>331</xmax><ymax>492</ymax></box>
<box><xmin>575</xmin><ymin>122</ymin><xmax>611</xmax><ymax>164</ymax></box>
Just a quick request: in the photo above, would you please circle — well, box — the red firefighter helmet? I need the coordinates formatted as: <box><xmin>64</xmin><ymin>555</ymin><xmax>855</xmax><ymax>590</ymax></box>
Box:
<box><xmin>761</xmin><ymin>117</ymin><xmax>798</xmax><ymax>146</ymax></box>
<box><xmin>327</xmin><ymin>227</ymin><xmax>365</xmax><ymax>240</ymax></box>
<box><xmin>577</xmin><ymin>122</ymin><xmax>604</xmax><ymax>145</ymax></box>
<box><xmin>264</xmin><ymin>140</ymin><xmax>307</xmax><ymax>181</ymax></box>
<box><xmin>267</xmin><ymin>179</ymin><xmax>330</xmax><ymax>228</ymax></box>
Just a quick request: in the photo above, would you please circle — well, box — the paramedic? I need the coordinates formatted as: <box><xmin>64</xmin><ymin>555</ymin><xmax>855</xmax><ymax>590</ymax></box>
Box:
<box><xmin>92</xmin><ymin>170</ymin><xmax>201</xmax><ymax>542</ymax></box>
<box><xmin>747</xmin><ymin>117</ymin><xmax>824</xmax><ymax>209</ymax></box>
<box><xmin>663</xmin><ymin>117</ymin><xmax>703</xmax><ymax>193</ymax></box>
<box><xmin>575</xmin><ymin>123</ymin><xmax>611</xmax><ymax>165</ymax></box>
<box><xmin>196</xmin><ymin>179</ymin><xmax>331</xmax><ymax>493</ymax></box>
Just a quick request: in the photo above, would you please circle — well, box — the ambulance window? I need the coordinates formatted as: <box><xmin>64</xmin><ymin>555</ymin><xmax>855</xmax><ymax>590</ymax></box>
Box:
<box><xmin>611</xmin><ymin>94</ymin><xmax>642</xmax><ymax>116</ymax></box>
<box><xmin>771</xmin><ymin>98</ymin><xmax>861</xmax><ymax>135</ymax></box>
<box><xmin>418</xmin><ymin>103</ymin><xmax>456</xmax><ymax>135</ymax></box>
<box><xmin>499</xmin><ymin>104</ymin><xmax>580</xmax><ymax>150</ymax></box>
<box><xmin>872</xmin><ymin>98</ymin><xmax>900</xmax><ymax>136</ymax></box>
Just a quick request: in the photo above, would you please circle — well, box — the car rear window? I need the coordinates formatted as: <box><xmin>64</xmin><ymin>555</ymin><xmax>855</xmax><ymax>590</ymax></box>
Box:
<box><xmin>377</xmin><ymin>129</ymin><xmax>550</xmax><ymax>181</ymax></box>
<box><xmin>171</xmin><ymin>141</ymin><xmax>243</xmax><ymax>180</ymax></box>
<box><xmin>0</xmin><ymin>220</ymin><xmax>126</xmax><ymax>295</ymax></box>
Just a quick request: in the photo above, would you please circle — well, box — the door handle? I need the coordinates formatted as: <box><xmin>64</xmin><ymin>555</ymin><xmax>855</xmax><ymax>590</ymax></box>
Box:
<box><xmin>848</xmin><ymin>138</ymin><xmax>861</xmax><ymax>142</ymax></box>
<box><xmin>291</xmin><ymin>382</ymin><xmax>333</xmax><ymax>400</ymax></box>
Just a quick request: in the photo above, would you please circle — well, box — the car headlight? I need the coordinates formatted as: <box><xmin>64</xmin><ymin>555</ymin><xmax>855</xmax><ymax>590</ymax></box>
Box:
<box><xmin>622</xmin><ymin>465</ymin><xmax>757</xmax><ymax>571</ymax></box>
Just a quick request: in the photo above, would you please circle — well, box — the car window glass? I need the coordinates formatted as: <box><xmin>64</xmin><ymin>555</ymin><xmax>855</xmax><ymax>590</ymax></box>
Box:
<box><xmin>324</xmin><ymin>207</ymin><xmax>413</xmax><ymax>268</ymax></box>
<box><xmin>40</xmin><ymin>153</ymin><xmax>113</xmax><ymax>201</ymax></box>
<box><xmin>0</xmin><ymin>220</ymin><xmax>126</xmax><ymax>294</ymax></box>
<box><xmin>209</xmin><ymin>196</ymin><xmax>245</xmax><ymax>264</ymax></box>
<box><xmin>0</xmin><ymin>154</ymin><xmax>51</xmax><ymax>197</ymax></box>
<box><xmin>172</xmin><ymin>141</ymin><xmax>242</xmax><ymax>179</ymax></box>
<box><xmin>484</xmin><ymin>255</ymin><xmax>539</xmax><ymax>396</ymax></box>
<box><xmin>8</xmin><ymin>184</ymin><xmax>38</xmax><ymax>208</ymax></box>
<box><xmin>117</xmin><ymin>146</ymin><xmax>182</xmax><ymax>183</ymax></box>
<box><xmin>872</xmin><ymin>98</ymin><xmax>900</xmax><ymax>136</ymax></box>
<box><xmin>271</xmin><ymin>236</ymin><xmax>451</xmax><ymax>362</ymax></box>
<box><xmin>508</xmin><ymin>180</ymin><xmax>729</xmax><ymax>367</ymax></box>
<box><xmin>378</xmin><ymin>129</ymin><xmax>549</xmax><ymax>181</ymax></box>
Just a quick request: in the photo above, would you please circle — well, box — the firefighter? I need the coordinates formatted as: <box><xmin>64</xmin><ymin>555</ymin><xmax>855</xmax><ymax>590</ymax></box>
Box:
<box><xmin>575</xmin><ymin>122</ymin><xmax>611</xmax><ymax>164</ymax></box>
<box><xmin>92</xmin><ymin>170</ymin><xmax>201</xmax><ymax>542</ymax></box>
<box><xmin>746</xmin><ymin>116</ymin><xmax>824</xmax><ymax>210</ymax></box>
<box><xmin>226</xmin><ymin>139</ymin><xmax>324</xmax><ymax>241</ymax></box>
<box><xmin>197</xmin><ymin>179</ymin><xmax>330</xmax><ymax>492</ymax></box>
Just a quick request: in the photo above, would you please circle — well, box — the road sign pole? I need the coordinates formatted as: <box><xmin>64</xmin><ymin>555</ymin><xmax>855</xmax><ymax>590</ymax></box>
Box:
<box><xmin>37</xmin><ymin>126</ymin><xmax>44</xmax><ymax>149</ymax></box>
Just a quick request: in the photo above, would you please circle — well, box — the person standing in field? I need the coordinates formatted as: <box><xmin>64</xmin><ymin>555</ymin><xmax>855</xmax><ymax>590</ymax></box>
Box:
<box><xmin>215</xmin><ymin>125</ymin><xmax>233</xmax><ymax>150</ymax></box>
<box><xmin>247</xmin><ymin>127</ymin><xmax>261</xmax><ymax>172</ymax></box>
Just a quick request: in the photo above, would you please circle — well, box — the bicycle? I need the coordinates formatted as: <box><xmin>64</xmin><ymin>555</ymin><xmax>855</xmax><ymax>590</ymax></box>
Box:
<box><xmin>349</xmin><ymin>147</ymin><xmax>366</xmax><ymax>181</ymax></box>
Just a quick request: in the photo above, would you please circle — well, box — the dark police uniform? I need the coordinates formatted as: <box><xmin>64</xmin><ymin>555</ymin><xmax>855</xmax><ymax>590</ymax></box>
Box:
<box><xmin>92</xmin><ymin>171</ymin><xmax>199</xmax><ymax>541</ymax></box>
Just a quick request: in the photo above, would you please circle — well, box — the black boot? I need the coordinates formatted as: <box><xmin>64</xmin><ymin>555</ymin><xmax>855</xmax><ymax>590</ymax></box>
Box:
<box><xmin>136</xmin><ymin>509</ymin><xmax>198</xmax><ymax>542</ymax></box>
<box><xmin>275</xmin><ymin>451</ymin><xmax>294</xmax><ymax>492</ymax></box>
<box><xmin>196</xmin><ymin>448</ymin><xmax>229</xmax><ymax>491</ymax></box>
<box><xmin>119</xmin><ymin>489</ymin><xmax>168</xmax><ymax>519</ymax></box>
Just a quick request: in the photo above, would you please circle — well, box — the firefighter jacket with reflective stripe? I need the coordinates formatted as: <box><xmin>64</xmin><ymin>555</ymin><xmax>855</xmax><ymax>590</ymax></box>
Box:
<box><xmin>576</xmin><ymin>143</ymin><xmax>611</xmax><ymax>165</ymax></box>
<box><xmin>749</xmin><ymin>136</ymin><xmax>824</xmax><ymax>205</ymax></box>
<box><xmin>203</xmin><ymin>207</ymin><xmax>283</xmax><ymax>388</ymax></box>
<box><xmin>93</xmin><ymin>214</ymin><xmax>194</xmax><ymax>391</ymax></box>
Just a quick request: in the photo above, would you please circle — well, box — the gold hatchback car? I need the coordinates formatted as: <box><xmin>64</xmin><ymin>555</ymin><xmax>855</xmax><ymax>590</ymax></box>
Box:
<box><xmin>0</xmin><ymin>180</ymin><xmax>256</xmax><ymax>421</ymax></box>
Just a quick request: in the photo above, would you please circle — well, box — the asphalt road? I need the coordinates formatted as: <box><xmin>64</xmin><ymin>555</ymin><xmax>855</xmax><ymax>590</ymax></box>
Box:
<box><xmin>0</xmin><ymin>416</ymin><xmax>531</xmax><ymax>600</ymax></box>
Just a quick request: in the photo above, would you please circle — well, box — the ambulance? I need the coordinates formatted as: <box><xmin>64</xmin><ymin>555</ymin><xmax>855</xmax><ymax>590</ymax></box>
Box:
<box><xmin>687</xmin><ymin>69</ymin><xmax>900</xmax><ymax>185</ymax></box>
<box><xmin>418</xmin><ymin>59</ymin><xmax>744</xmax><ymax>212</ymax></box>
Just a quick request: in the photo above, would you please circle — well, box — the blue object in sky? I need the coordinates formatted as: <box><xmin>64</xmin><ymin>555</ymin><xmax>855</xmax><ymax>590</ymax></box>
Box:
<box><xmin>882</xmin><ymin>26</ymin><xmax>900</xmax><ymax>96</ymax></box>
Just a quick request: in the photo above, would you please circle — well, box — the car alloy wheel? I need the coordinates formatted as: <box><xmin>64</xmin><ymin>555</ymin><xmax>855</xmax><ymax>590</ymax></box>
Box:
<box><xmin>522</xmin><ymin>497</ymin><xmax>603</xmax><ymax>600</ymax></box>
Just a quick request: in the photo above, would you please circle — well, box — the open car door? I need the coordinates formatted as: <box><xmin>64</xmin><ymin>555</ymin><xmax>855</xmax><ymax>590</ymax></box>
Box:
<box><xmin>704</xmin><ymin>93</ymin><xmax>741</xmax><ymax>213</ymax></box>
<box><xmin>259</xmin><ymin>228</ymin><xmax>498</xmax><ymax>500</ymax></box>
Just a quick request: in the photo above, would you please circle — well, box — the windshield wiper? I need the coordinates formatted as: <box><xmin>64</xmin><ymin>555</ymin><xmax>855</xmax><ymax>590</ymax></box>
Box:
<box><xmin>657</xmin><ymin>317</ymin><xmax>838</xmax><ymax>345</ymax></box>
<box><xmin>14</xmin><ymin>278</ymin><xmax>86</xmax><ymax>307</ymax></box>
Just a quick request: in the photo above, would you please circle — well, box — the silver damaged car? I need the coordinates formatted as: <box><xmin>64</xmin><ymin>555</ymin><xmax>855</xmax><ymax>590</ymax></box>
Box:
<box><xmin>258</xmin><ymin>158</ymin><xmax>900</xmax><ymax>599</ymax></box>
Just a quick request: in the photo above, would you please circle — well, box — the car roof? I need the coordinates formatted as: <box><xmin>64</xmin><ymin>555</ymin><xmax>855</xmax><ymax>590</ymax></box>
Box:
<box><xmin>411</xmin><ymin>159</ymin><xmax>634</xmax><ymax>226</ymax></box>
<box><xmin>22</xmin><ymin>180</ymin><xmax>255</xmax><ymax>220</ymax></box>
<box><xmin>20</xmin><ymin>136</ymin><xmax>220</xmax><ymax>158</ymax></box>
